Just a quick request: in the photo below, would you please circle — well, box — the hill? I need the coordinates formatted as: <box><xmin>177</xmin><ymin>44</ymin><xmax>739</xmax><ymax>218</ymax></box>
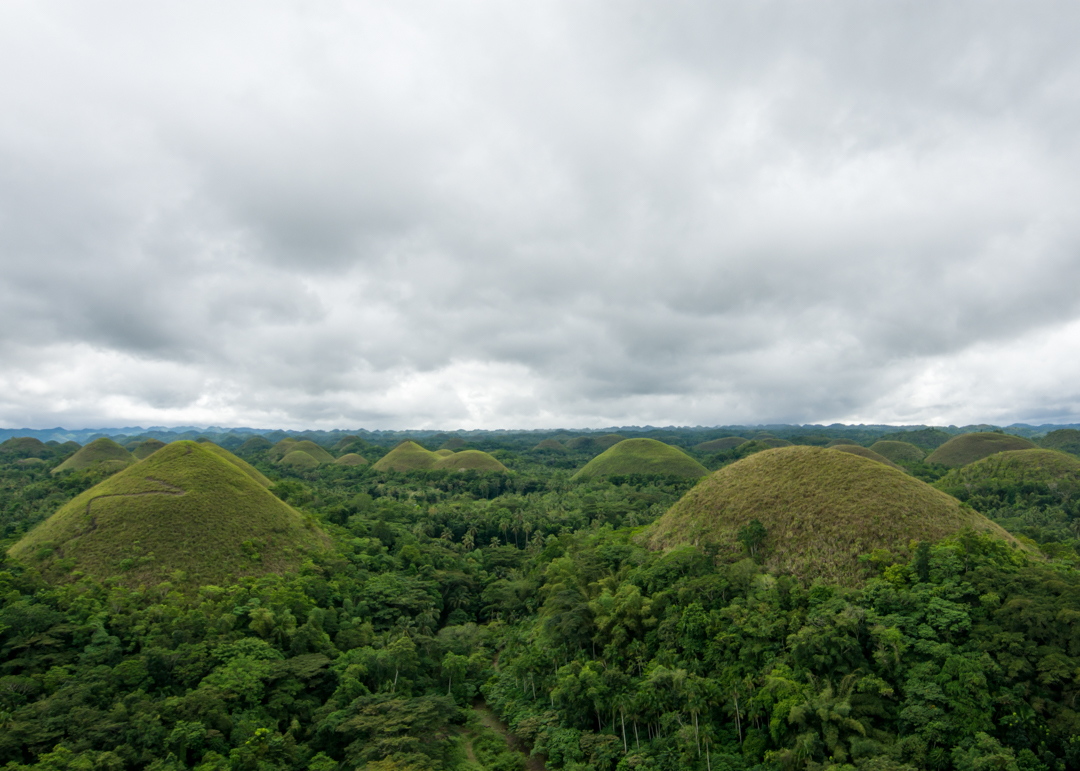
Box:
<box><xmin>9</xmin><ymin>441</ymin><xmax>328</xmax><ymax>586</ymax></box>
<box><xmin>0</xmin><ymin>437</ymin><xmax>50</xmax><ymax>459</ymax></box>
<box><xmin>565</xmin><ymin>434</ymin><xmax>626</xmax><ymax>452</ymax></box>
<box><xmin>199</xmin><ymin>443</ymin><xmax>272</xmax><ymax>487</ymax></box>
<box><xmin>279</xmin><ymin>450</ymin><xmax>319</xmax><ymax>469</ymax></box>
<box><xmin>694</xmin><ymin>437</ymin><xmax>747</xmax><ymax>453</ymax></box>
<box><xmin>1040</xmin><ymin>428</ymin><xmax>1080</xmax><ymax>456</ymax></box>
<box><xmin>132</xmin><ymin>439</ymin><xmax>167</xmax><ymax>460</ymax></box>
<box><xmin>333</xmin><ymin>435</ymin><xmax>364</xmax><ymax>452</ymax></box>
<box><xmin>826</xmin><ymin>438</ymin><xmax>860</xmax><ymax>447</ymax></box>
<box><xmin>431</xmin><ymin>450</ymin><xmax>509</xmax><ymax>473</ymax></box>
<box><xmin>648</xmin><ymin>446</ymin><xmax>1016</xmax><ymax>584</ymax></box>
<box><xmin>830</xmin><ymin>445</ymin><xmax>903</xmax><ymax>470</ymax></box>
<box><xmin>237</xmin><ymin>436</ymin><xmax>273</xmax><ymax>455</ymax></box>
<box><xmin>334</xmin><ymin>453</ymin><xmax>369</xmax><ymax>467</ymax></box>
<box><xmin>572</xmin><ymin>439</ymin><xmax>708</xmax><ymax>480</ymax></box>
<box><xmin>439</xmin><ymin>437</ymin><xmax>466</xmax><ymax>450</ymax></box>
<box><xmin>534</xmin><ymin>439</ymin><xmax>568</xmax><ymax>453</ymax></box>
<box><xmin>926</xmin><ymin>432</ymin><xmax>1037</xmax><ymax>467</ymax></box>
<box><xmin>279</xmin><ymin>440</ymin><xmax>334</xmax><ymax>464</ymax></box>
<box><xmin>372</xmin><ymin>441</ymin><xmax>440</xmax><ymax>472</ymax></box>
<box><xmin>869</xmin><ymin>440</ymin><xmax>925</xmax><ymax>464</ymax></box>
<box><xmin>434</xmin><ymin>449</ymin><xmax>455</xmax><ymax>457</ymax></box>
<box><xmin>51</xmin><ymin>438</ymin><xmax>134</xmax><ymax>475</ymax></box>
<box><xmin>934</xmin><ymin>449</ymin><xmax>1080</xmax><ymax>506</ymax></box>
<box><xmin>880</xmin><ymin>428</ymin><xmax>951</xmax><ymax>450</ymax></box>
<box><xmin>759</xmin><ymin>438</ymin><xmax>793</xmax><ymax>448</ymax></box>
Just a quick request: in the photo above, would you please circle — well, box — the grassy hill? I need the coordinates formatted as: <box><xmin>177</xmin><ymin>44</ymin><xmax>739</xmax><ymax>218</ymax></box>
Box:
<box><xmin>279</xmin><ymin>450</ymin><xmax>319</xmax><ymax>469</ymax></box>
<box><xmin>334</xmin><ymin>453</ymin><xmax>368</xmax><ymax>467</ymax></box>
<box><xmin>869</xmin><ymin>440</ymin><xmax>925</xmax><ymax>464</ymax></box>
<box><xmin>830</xmin><ymin>445</ymin><xmax>903</xmax><ymax>470</ymax></box>
<box><xmin>333</xmin><ymin>435</ymin><xmax>364</xmax><ymax>452</ymax></box>
<box><xmin>565</xmin><ymin>434</ymin><xmax>626</xmax><ymax>452</ymax></box>
<box><xmin>648</xmin><ymin>446</ymin><xmax>1016</xmax><ymax>584</ymax></box>
<box><xmin>9</xmin><ymin>441</ymin><xmax>329</xmax><ymax>586</ymax></box>
<box><xmin>199</xmin><ymin>443</ymin><xmax>271</xmax><ymax>487</ymax></box>
<box><xmin>52</xmin><ymin>438</ymin><xmax>134</xmax><ymax>475</ymax></box>
<box><xmin>439</xmin><ymin>437</ymin><xmax>466</xmax><ymax>450</ymax></box>
<box><xmin>434</xmin><ymin>449</ymin><xmax>455</xmax><ymax>457</ymax></box>
<box><xmin>0</xmin><ymin>437</ymin><xmax>50</xmax><ymax>459</ymax></box>
<box><xmin>237</xmin><ymin>436</ymin><xmax>273</xmax><ymax>455</ymax></box>
<box><xmin>132</xmin><ymin>439</ymin><xmax>167</xmax><ymax>460</ymax></box>
<box><xmin>282</xmin><ymin>440</ymin><xmax>334</xmax><ymax>464</ymax></box>
<box><xmin>934</xmin><ymin>449</ymin><xmax>1080</xmax><ymax>504</ymax></box>
<box><xmin>926</xmin><ymin>432</ymin><xmax>1037</xmax><ymax>467</ymax></box>
<box><xmin>881</xmin><ymin>428</ymin><xmax>951</xmax><ymax>450</ymax></box>
<box><xmin>694</xmin><ymin>437</ymin><xmax>747</xmax><ymax>453</ymax></box>
<box><xmin>431</xmin><ymin>450</ymin><xmax>509</xmax><ymax>473</ymax></box>
<box><xmin>372</xmin><ymin>441</ymin><xmax>440</xmax><ymax>472</ymax></box>
<box><xmin>1040</xmin><ymin>429</ymin><xmax>1080</xmax><ymax>456</ymax></box>
<box><xmin>572</xmin><ymin>439</ymin><xmax>708</xmax><ymax>480</ymax></box>
<box><xmin>826</xmin><ymin>439</ymin><xmax>860</xmax><ymax>447</ymax></box>
<box><xmin>534</xmin><ymin>439</ymin><xmax>568</xmax><ymax>453</ymax></box>
<box><xmin>760</xmin><ymin>438</ymin><xmax>794</xmax><ymax>448</ymax></box>
<box><xmin>268</xmin><ymin>439</ymin><xmax>300</xmax><ymax>461</ymax></box>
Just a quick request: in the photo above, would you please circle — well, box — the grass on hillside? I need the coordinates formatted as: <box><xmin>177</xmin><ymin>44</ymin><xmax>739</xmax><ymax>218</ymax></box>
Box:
<box><xmin>52</xmin><ymin>438</ymin><xmax>134</xmax><ymax>475</ymax></box>
<box><xmin>1040</xmin><ymin>429</ymin><xmax>1080</xmax><ymax>456</ymax></box>
<box><xmin>647</xmin><ymin>445</ymin><xmax>1017</xmax><ymax>585</ymax></box>
<box><xmin>0</xmin><ymin>437</ymin><xmax>50</xmax><ymax>458</ymax></box>
<box><xmin>268</xmin><ymin>438</ymin><xmax>300</xmax><ymax>461</ymax></box>
<box><xmin>333</xmin><ymin>435</ymin><xmax>363</xmax><ymax>452</ymax></box>
<box><xmin>881</xmin><ymin>428</ymin><xmax>952</xmax><ymax>450</ymax></box>
<box><xmin>372</xmin><ymin>441</ymin><xmax>440</xmax><ymax>472</ymax></box>
<box><xmin>826</xmin><ymin>439</ymin><xmax>861</xmax><ymax>447</ymax></box>
<box><xmin>926</xmin><ymin>432</ymin><xmax>1037</xmax><ymax>467</ymax></box>
<box><xmin>573</xmin><ymin>439</ymin><xmax>708</xmax><ymax>480</ymax></box>
<box><xmin>431</xmin><ymin>450</ymin><xmax>509</xmax><ymax>473</ymax></box>
<box><xmin>334</xmin><ymin>453</ymin><xmax>369</xmax><ymax>467</ymax></box>
<box><xmin>694</xmin><ymin>437</ymin><xmax>747</xmax><ymax>453</ymax></box>
<box><xmin>830</xmin><ymin>445</ymin><xmax>904</xmax><ymax>470</ymax></box>
<box><xmin>434</xmin><ymin>449</ymin><xmax>456</xmax><ymax>457</ymax></box>
<box><xmin>533</xmin><ymin>439</ymin><xmax>568</xmax><ymax>453</ymax></box>
<box><xmin>934</xmin><ymin>449</ymin><xmax>1080</xmax><ymax>501</ymax></box>
<box><xmin>199</xmin><ymin>443</ymin><xmax>272</xmax><ymax>486</ymax></box>
<box><xmin>870</xmin><ymin>440</ymin><xmax>925</xmax><ymax>463</ymax></box>
<box><xmin>10</xmin><ymin>441</ymin><xmax>329</xmax><ymax>587</ymax></box>
<box><xmin>132</xmin><ymin>439</ymin><xmax>167</xmax><ymax>460</ymax></box>
<box><xmin>280</xmin><ymin>440</ymin><xmax>334</xmax><ymax>464</ymax></box>
<box><xmin>238</xmin><ymin>436</ymin><xmax>273</xmax><ymax>455</ymax></box>
<box><xmin>280</xmin><ymin>451</ymin><xmax>320</xmax><ymax>469</ymax></box>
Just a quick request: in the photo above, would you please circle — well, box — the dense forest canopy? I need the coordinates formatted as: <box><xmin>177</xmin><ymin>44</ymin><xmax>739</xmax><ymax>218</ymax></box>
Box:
<box><xmin>1</xmin><ymin>424</ymin><xmax>1080</xmax><ymax>771</ymax></box>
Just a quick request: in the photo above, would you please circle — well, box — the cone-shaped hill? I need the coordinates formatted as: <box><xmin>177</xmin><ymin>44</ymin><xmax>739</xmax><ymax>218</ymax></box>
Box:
<box><xmin>52</xmin><ymin>438</ymin><xmax>134</xmax><ymax>475</ymax></box>
<box><xmin>534</xmin><ymin>438</ymin><xmax>568</xmax><ymax>453</ymax></box>
<box><xmin>0</xmin><ymin>437</ymin><xmax>50</xmax><ymax>459</ymax></box>
<box><xmin>268</xmin><ymin>438</ymin><xmax>299</xmax><ymax>461</ymax></box>
<box><xmin>280</xmin><ymin>451</ymin><xmax>319</xmax><ymax>469</ymax></box>
<box><xmin>274</xmin><ymin>440</ymin><xmax>334</xmax><ymax>465</ymax></box>
<box><xmin>694</xmin><ymin>437</ymin><xmax>747</xmax><ymax>453</ymax></box>
<box><xmin>372</xmin><ymin>441</ymin><xmax>440</xmax><ymax>472</ymax></box>
<box><xmin>573</xmin><ymin>439</ymin><xmax>708</xmax><ymax>480</ymax></box>
<box><xmin>648</xmin><ymin>446</ymin><xmax>1016</xmax><ymax>585</ymax></box>
<box><xmin>10</xmin><ymin>441</ymin><xmax>329</xmax><ymax>586</ymax></box>
<box><xmin>830</xmin><ymin>445</ymin><xmax>903</xmax><ymax>471</ymax></box>
<box><xmin>333</xmin><ymin>435</ymin><xmax>364</xmax><ymax>452</ymax></box>
<box><xmin>566</xmin><ymin>434</ymin><xmax>625</xmax><ymax>452</ymax></box>
<box><xmin>237</xmin><ymin>436</ymin><xmax>273</xmax><ymax>455</ymax></box>
<box><xmin>1040</xmin><ymin>429</ymin><xmax>1080</xmax><ymax>456</ymax></box>
<box><xmin>334</xmin><ymin>453</ymin><xmax>369</xmax><ymax>467</ymax></box>
<box><xmin>432</xmin><ymin>450</ymin><xmax>508</xmax><ymax>473</ymax></box>
<box><xmin>132</xmin><ymin>439</ymin><xmax>167</xmax><ymax>460</ymax></box>
<box><xmin>926</xmin><ymin>433</ymin><xmax>1036</xmax><ymax>467</ymax></box>
<box><xmin>826</xmin><ymin>438</ymin><xmax>860</xmax><ymax>447</ymax></box>
<box><xmin>434</xmin><ymin>449</ymin><xmax>456</xmax><ymax>457</ymax></box>
<box><xmin>935</xmin><ymin>449</ymin><xmax>1080</xmax><ymax>505</ymax></box>
<box><xmin>199</xmin><ymin>443</ymin><xmax>271</xmax><ymax>487</ymax></box>
<box><xmin>869</xmin><ymin>440</ymin><xmax>925</xmax><ymax>463</ymax></box>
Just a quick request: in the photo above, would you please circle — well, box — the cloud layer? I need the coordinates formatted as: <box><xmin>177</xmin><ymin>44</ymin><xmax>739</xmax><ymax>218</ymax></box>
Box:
<box><xmin>2</xmin><ymin>1</ymin><xmax>1079</xmax><ymax>429</ymax></box>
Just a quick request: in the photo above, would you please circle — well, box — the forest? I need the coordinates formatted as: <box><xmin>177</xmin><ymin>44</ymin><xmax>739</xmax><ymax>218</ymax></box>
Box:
<box><xmin>2</xmin><ymin>424</ymin><xmax>1080</xmax><ymax>771</ymax></box>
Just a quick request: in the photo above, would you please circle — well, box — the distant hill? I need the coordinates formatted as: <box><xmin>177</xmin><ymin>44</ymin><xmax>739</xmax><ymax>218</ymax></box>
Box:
<box><xmin>10</xmin><ymin>441</ymin><xmax>329</xmax><ymax>586</ymax></box>
<box><xmin>1040</xmin><ymin>429</ymin><xmax>1080</xmax><ymax>456</ymax></box>
<box><xmin>926</xmin><ymin>433</ymin><xmax>1037</xmax><ymax>467</ymax></box>
<box><xmin>132</xmin><ymin>439</ymin><xmax>167</xmax><ymax>460</ymax></box>
<box><xmin>566</xmin><ymin>434</ymin><xmax>625</xmax><ymax>452</ymax></box>
<box><xmin>880</xmin><ymin>428</ymin><xmax>952</xmax><ymax>450</ymax></box>
<box><xmin>648</xmin><ymin>446</ymin><xmax>1016</xmax><ymax>584</ymax></box>
<box><xmin>52</xmin><ymin>438</ymin><xmax>134</xmax><ymax>475</ymax></box>
<box><xmin>431</xmin><ymin>450</ymin><xmax>509</xmax><ymax>473</ymax></box>
<box><xmin>533</xmin><ymin>439</ymin><xmax>568</xmax><ymax>453</ymax></box>
<box><xmin>334</xmin><ymin>453</ymin><xmax>368</xmax><ymax>467</ymax></box>
<box><xmin>694</xmin><ymin>437</ymin><xmax>747</xmax><ymax>453</ymax></box>
<box><xmin>826</xmin><ymin>438</ymin><xmax>860</xmax><ymax>447</ymax></box>
<box><xmin>830</xmin><ymin>445</ymin><xmax>903</xmax><ymax>470</ymax></box>
<box><xmin>268</xmin><ymin>438</ymin><xmax>300</xmax><ymax>461</ymax></box>
<box><xmin>333</xmin><ymin>435</ymin><xmax>364</xmax><ymax>452</ymax></box>
<box><xmin>869</xmin><ymin>440</ymin><xmax>925</xmax><ymax>464</ymax></box>
<box><xmin>572</xmin><ymin>439</ymin><xmax>708</xmax><ymax>480</ymax></box>
<box><xmin>278</xmin><ymin>440</ymin><xmax>334</xmax><ymax>464</ymax></box>
<box><xmin>934</xmin><ymin>449</ymin><xmax>1080</xmax><ymax>507</ymax></box>
<box><xmin>759</xmin><ymin>438</ymin><xmax>793</xmax><ymax>448</ymax></box>
<box><xmin>372</xmin><ymin>441</ymin><xmax>440</xmax><ymax>472</ymax></box>
<box><xmin>434</xmin><ymin>449</ymin><xmax>455</xmax><ymax>457</ymax></box>
<box><xmin>0</xmin><ymin>437</ymin><xmax>51</xmax><ymax>459</ymax></box>
<box><xmin>279</xmin><ymin>450</ymin><xmax>319</xmax><ymax>469</ymax></box>
<box><xmin>237</xmin><ymin>436</ymin><xmax>273</xmax><ymax>455</ymax></box>
<box><xmin>438</xmin><ymin>437</ymin><xmax>466</xmax><ymax>450</ymax></box>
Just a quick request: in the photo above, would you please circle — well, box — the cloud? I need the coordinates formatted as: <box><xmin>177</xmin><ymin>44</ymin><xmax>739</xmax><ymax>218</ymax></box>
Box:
<box><xmin>1</xmin><ymin>1</ymin><xmax>1080</xmax><ymax>429</ymax></box>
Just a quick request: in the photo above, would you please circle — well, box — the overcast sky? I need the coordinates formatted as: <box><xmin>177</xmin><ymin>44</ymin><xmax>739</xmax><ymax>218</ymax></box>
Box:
<box><xmin>1</xmin><ymin>2</ymin><xmax>1079</xmax><ymax>430</ymax></box>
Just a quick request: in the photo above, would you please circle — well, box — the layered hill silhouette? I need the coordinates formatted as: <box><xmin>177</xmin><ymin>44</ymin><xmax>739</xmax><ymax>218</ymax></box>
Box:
<box><xmin>333</xmin><ymin>435</ymin><xmax>364</xmax><ymax>452</ymax></box>
<box><xmin>10</xmin><ymin>441</ymin><xmax>328</xmax><ymax>586</ymax></box>
<box><xmin>566</xmin><ymin>434</ymin><xmax>625</xmax><ymax>452</ymax></box>
<box><xmin>694</xmin><ymin>437</ymin><xmax>747</xmax><ymax>453</ymax></box>
<box><xmin>1040</xmin><ymin>429</ymin><xmax>1080</xmax><ymax>456</ymax></box>
<box><xmin>271</xmin><ymin>440</ymin><xmax>333</xmax><ymax>466</ymax></box>
<box><xmin>431</xmin><ymin>450</ymin><xmax>508</xmax><ymax>472</ymax></box>
<box><xmin>830</xmin><ymin>444</ymin><xmax>903</xmax><ymax>470</ymax></box>
<box><xmin>869</xmin><ymin>440</ymin><xmax>925</xmax><ymax>463</ymax></box>
<box><xmin>926</xmin><ymin>432</ymin><xmax>1036</xmax><ymax>467</ymax></box>
<box><xmin>648</xmin><ymin>446</ymin><xmax>1016</xmax><ymax>584</ymax></box>
<box><xmin>573</xmin><ymin>439</ymin><xmax>708</xmax><ymax>480</ymax></box>
<box><xmin>280</xmin><ymin>451</ymin><xmax>319</xmax><ymax>469</ymax></box>
<box><xmin>52</xmin><ymin>438</ymin><xmax>134</xmax><ymax>475</ymax></box>
<box><xmin>434</xmin><ymin>449</ymin><xmax>456</xmax><ymax>457</ymax></box>
<box><xmin>826</xmin><ymin>438</ymin><xmax>860</xmax><ymax>447</ymax></box>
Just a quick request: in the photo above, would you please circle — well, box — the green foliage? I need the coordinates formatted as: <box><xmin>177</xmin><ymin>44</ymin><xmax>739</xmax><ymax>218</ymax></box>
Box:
<box><xmin>334</xmin><ymin>453</ymin><xmax>369</xmax><ymax>467</ymax></box>
<box><xmin>374</xmin><ymin>442</ymin><xmax>442</xmax><ymax>472</ymax></box>
<box><xmin>927</xmin><ymin>433</ymin><xmax>1038</xmax><ymax>468</ymax></box>
<box><xmin>572</xmin><ymin>439</ymin><xmax>708</xmax><ymax>480</ymax></box>
<box><xmin>881</xmin><ymin>428</ymin><xmax>953</xmax><ymax>450</ymax></box>
<box><xmin>131</xmin><ymin>439</ymin><xmax>166</xmax><ymax>460</ymax></box>
<box><xmin>870</xmin><ymin>440</ymin><xmax>926</xmax><ymax>464</ymax></box>
<box><xmin>432</xmin><ymin>451</ymin><xmax>509</xmax><ymax>473</ymax></box>
<box><xmin>1039</xmin><ymin>428</ymin><xmax>1080</xmax><ymax>456</ymax></box>
<box><xmin>694</xmin><ymin>437</ymin><xmax>747</xmax><ymax>453</ymax></box>
<box><xmin>830</xmin><ymin>444</ymin><xmax>904</xmax><ymax>470</ymax></box>
<box><xmin>51</xmin><ymin>438</ymin><xmax>134</xmax><ymax>475</ymax></box>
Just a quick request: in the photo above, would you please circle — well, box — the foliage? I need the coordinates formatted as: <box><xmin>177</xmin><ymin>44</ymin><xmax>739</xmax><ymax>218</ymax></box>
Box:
<box><xmin>926</xmin><ymin>434</ymin><xmax>1038</xmax><ymax>468</ymax></box>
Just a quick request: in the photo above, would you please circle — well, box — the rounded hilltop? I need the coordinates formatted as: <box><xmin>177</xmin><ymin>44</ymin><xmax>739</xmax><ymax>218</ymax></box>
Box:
<box><xmin>132</xmin><ymin>438</ymin><xmax>167</xmax><ymax>459</ymax></box>
<box><xmin>829</xmin><ymin>444</ymin><xmax>904</xmax><ymax>470</ymax></box>
<box><xmin>935</xmin><ymin>449</ymin><xmax>1080</xmax><ymax>505</ymax></box>
<box><xmin>573</xmin><ymin>438</ymin><xmax>707</xmax><ymax>480</ymax></box>
<box><xmin>271</xmin><ymin>439</ymin><xmax>333</xmax><ymax>465</ymax></box>
<box><xmin>869</xmin><ymin>440</ymin><xmax>925</xmax><ymax>464</ymax></box>
<box><xmin>694</xmin><ymin>437</ymin><xmax>747</xmax><ymax>453</ymax></box>
<box><xmin>648</xmin><ymin>445</ymin><xmax>1016</xmax><ymax>585</ymax></box>
<box><xmin>334</xmin><ymin>453</ymin><xmax>368</xmax><ymax>467</ymax></box>
<box><xmin>9</xmin><ymin>441</ymin><xmax>328</xmax><ymax>587</ymax></box>
<box><xmin>926</xmin><ymin>432</ymin><xmax>1036</xmax><ymax>467</ymax></box>
<box><xmin>52</xmin><ymin>438</ymin><xmax>134</xmax><ymax>475</ymax></box>
<box><xmin>373</xmin><ymin>441</ymin><xmax>440</xmax><ymax>472</ymax></box>
<box><xmin>1040</xmin><ymin>429</ymin><xmax>1080</xmax><ymax>456</ymax></box>
<box><xmin>432</xmin><ymin>450</ymin><xmax>508</xmax><ymax>473</ymax></box>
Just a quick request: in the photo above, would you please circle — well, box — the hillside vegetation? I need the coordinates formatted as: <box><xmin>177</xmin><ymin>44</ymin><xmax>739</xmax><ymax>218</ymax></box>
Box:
<box><xmin>9</xmin><ymin>441</ymin><xmax>328</xmax><ymax>586</ymax></box>
<box><xmin>926</xmin><ymin>432</ymin><xmax>1037</xmax><ymax>467</ymax></box>
<box><xmin>694</xmin><ymin>436</ymin><xmax>746</xmax><ymax>452</ymax></box>
<box><xmin>1041</xmin><ymin>428</ymin><xmax>1080</xmax><ymax>456</ymax></box>
<box><xmin>199</xmin><ymin>442</ymin><xmax>272</xmax><ymax>487</ymax></box>
<box><xmin>372</xmin><ymin>440</ymin><xmax>440</xmax><ymax>472</ymax></box>
<box><xmin>0</xmin><ymin>437</ymin><xmax>50</xmax><ymax>459</ymax></box>
<box><xmin>648</xmin><ymin>446</ymin><xmax>1016</xmax><ymax>584</ymax></box>
<box><xmin>573</xmin><ymin>439</ymin><xmax>707</xmax><ymax>480</ymax></box>
<box><xmin>281</xmin><ymin>440</ymin><xmax>334</xmax><ymax>464</ymax></box>
<box><xmin>333</xmin><ymin>453</ymin><xmax>368</xmax><ymax>467</ymax></box>
<box><xmin>533</xmin><ymin>438</ymin><xmax>567</xmax><ymax>452</ymax></box>
<box><xmin>431</xmin><ymin>450</ymin><xmax>509</xmax><ymax>473</ymax></box>
<box><xmin>881</xmin><ymin>427</ymin><xmax>952</xmax><ymax>450</ymax></box>
<box><xmin>51</xmin><ymin>438</ymin><xmax>134</xmax><ymax>475</ymax></box>
<box><xmin>830</xmin><ymin>444</ymin><xmax>904</xmax><ymax>470</ymax></box>
<box><xmin>935</xmin><ymin>449</ymin><xmax>1080</xmax><ymax>510</ymax></box>
<box><xmin>870</xmin><ymin>439</ymin><xmax>925</xmax><ymax>463</ymax></box>
<box><xmin>826</xmin><ymin>438</ymin><xmax>860</xmax><ymax>447</ymax></box>
<box><xmin>131</xmin><ymin>438</ymin><xmax>166</xmax><ymax>459</ymax></box>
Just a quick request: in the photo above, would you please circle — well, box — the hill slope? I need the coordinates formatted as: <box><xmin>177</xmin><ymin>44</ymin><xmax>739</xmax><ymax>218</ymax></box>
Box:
<box><xmin>869</xmin><ymin>440</ymin><xmax>925</xmax><ymax>463</ymax></box>
<box><xmin>881</xmin><ymin>428</ymin><xmax>952</xmax><ymax>450</ymax></box>
<box><xmin>198</xmin><ymin>443</ymin><xmax>272</xmax><ymax>487</ymax></box>
<box><xmin>52</xmin><ymin>438</ymin><xmax>134</xmax><ymax>475</ymax></box>
<box><xmin>534</xmin><ymin>439</ymin><xmax>568</xmax><ymax>453</ymax></box>
<box><xmin>372</xmin><ymin>441</ymin><xmax>440</xmax><ymax>472</ymax></box>
<box><xmin>573</xmin><ymin>439</ymin><xmax>707</xmax><ymax>480</ymax></box>
<box><xmin>132</xmin><ymin>439</ymin><xmax>167</xmax><ymax>460</ymax></box>
<box><xmin>10</xmin><ymin>441</ymin><xmax>328</xmax><ymax>586</ymax></box>
<box><xmin>934</xmin><ymin>449</ymin><xmax>1080</xmax><ymax>506</ymax></box>
<box><xmin>648</xmin><ymin>446</ymin><xmax>1016</xmax><ymax>584</ymax></box>
<box><xmin>0</xmin><ymin>437</ymin><xmax>50</xmax><ymax>459</ymax></box>
<box><xmin>277</xmin><ymin>440</ymin><xmax>334</xmax><ymax>464</ymax></box>
<box><xmin>431</xmin><ymin>450</ymin><xmax>508</xmax><ymax>472</ymax></box>
<box><xmin>334</xmin><ymin>453</ymin><xmax>368</xmax><ymax>467</ymax></box>
<box><xmin>830</xmin><ymin>445</ymin><xmax>904</xmax><ymax>470</ymax></box>
<box><xmin>1040</xmin><ymin>429</ymin><xmax>1080</xmax><ymax>456</ymax></box>
<box><xmin>694</xmin><ymin>437</ymin><xmax>747</xmax><ymax>453</ymax></box>
<box><xmin>926</xmin><ymin>433</ymin><xmax>1037</xmax><ymax>467</ymax></box>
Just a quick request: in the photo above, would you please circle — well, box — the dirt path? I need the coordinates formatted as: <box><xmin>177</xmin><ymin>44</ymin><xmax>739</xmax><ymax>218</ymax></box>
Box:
<box><xmin>472</xmin><ymin>699</ymin><xmax>547</xmax><ymax>771</ymax></box>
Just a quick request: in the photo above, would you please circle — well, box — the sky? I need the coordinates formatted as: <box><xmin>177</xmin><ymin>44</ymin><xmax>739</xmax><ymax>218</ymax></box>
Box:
<box><xmin>1</xmin><ymin>1</ymin><xmax>1079</xmax><ymax>431</ymax></box>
